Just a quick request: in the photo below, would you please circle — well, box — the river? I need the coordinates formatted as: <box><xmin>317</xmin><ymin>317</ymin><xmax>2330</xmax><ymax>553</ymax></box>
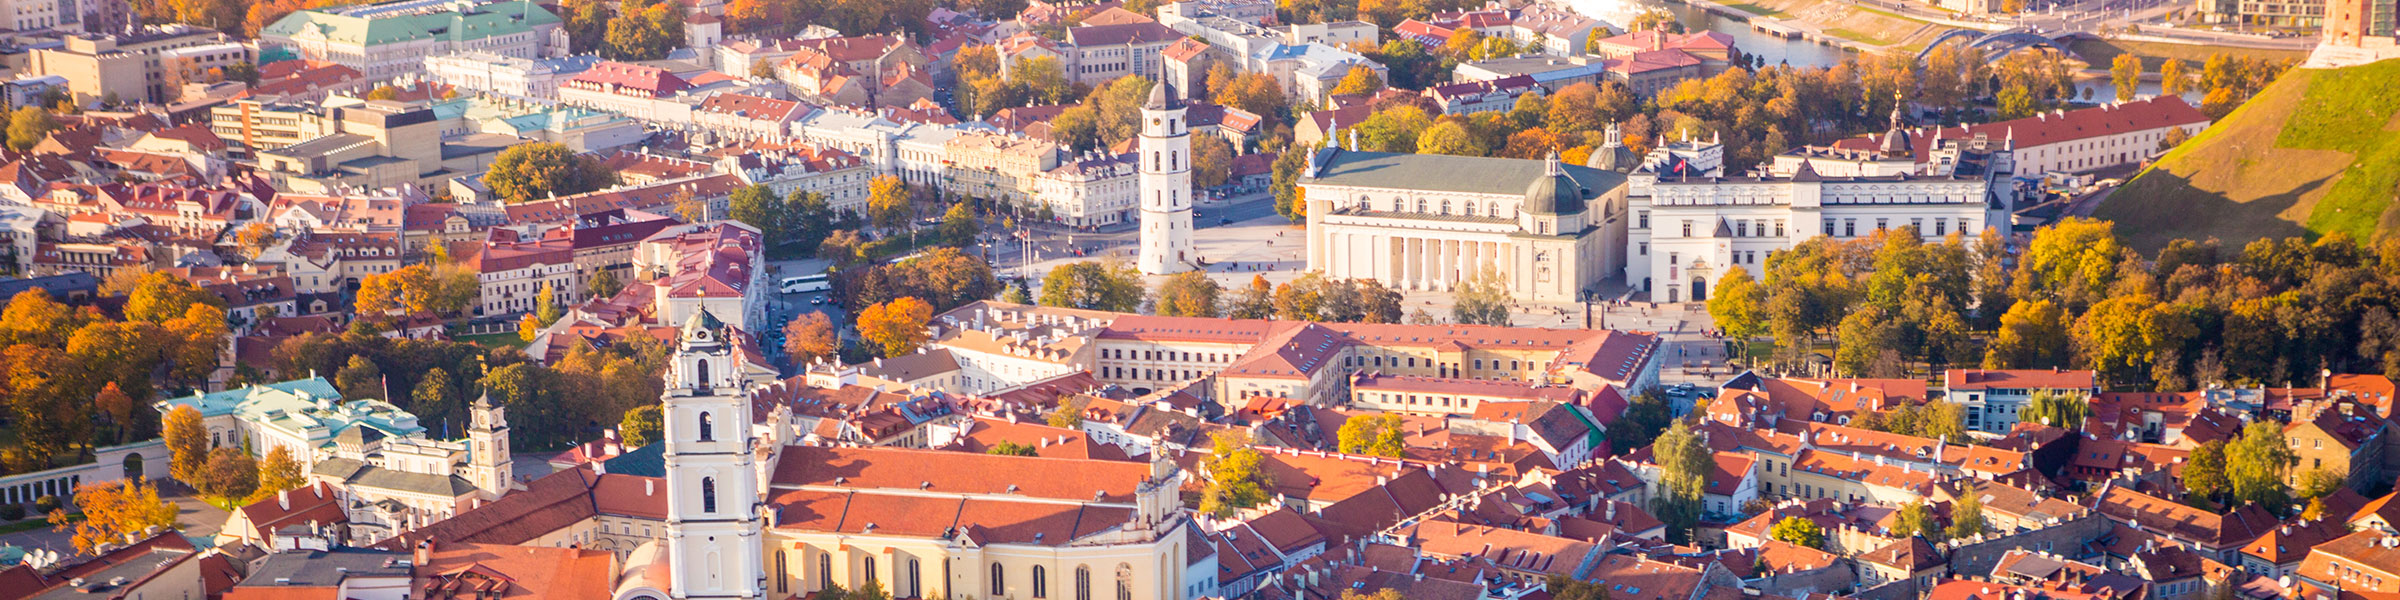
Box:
<box><xmin>1565</xmin><ymin>0</ymin><xmax>1859</xmax><ymax>68</ymax></box>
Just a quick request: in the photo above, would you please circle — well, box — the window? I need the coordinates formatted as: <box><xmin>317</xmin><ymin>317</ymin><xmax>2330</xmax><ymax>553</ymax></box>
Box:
<box><xmin>1843</xmin><ymin>219</ymin><xmax>1857</xmax><ymax>237</ymax></box>
<box><xmin>1639</xmin><ymin>242</ymin><xmax>1648</xmax><ymax>255</ymax></box>
<box><xmin>1681</xmin><ymin>220</ymin><xmax>1693</xmax><ymax>237</ymax></box>
<box><xmin>1078</xmin><ymin>566</ymin><xmax>1093</xmax><ymax>600</ymax></box>
<box><xmin>1823</xmin><ymin>219</ymin><xmax>1836</xmax><ymax>236</ymax></box>
<box><xmin>819</xmin><ymin>555</ymin><xmax>832</xmax><ymax>589</ymax></box>
<box><xmin>993</xmin><ymin>564</ymin><xmax>1007</xmax><ymax>596</ymax></box>
<box><xmin>1775</xmin><ymin>220</ymin><xmax>1785</xmax><ymax>237</ymax></box>
<box><xmin>1035</xmin><ymin>565</ymin><xmax>1049</xmax><ymax>598</ymax></box>
<box><xmin>865</xmin><ymin>557</ymin><xmax>877</xmax><ymax>582</ymax></box>
<box><xmin>1637</xmin><ymin>211</ymin><xmax>1648</xmax><ymax>229</ymax></box>
<box><xmin>1116</xmin><ymin>563</ymin><xmax>1135</xmax><ymax>600</ymax></box>
<box><xmin>698</xmin><ymin>411</ymin><xmax>714</xmax><ymax>442</ymax></box>
<box><xmin>1669</xmin><ymin>253</ymin><xmax>1680</xmax><ymax>265</ymax></box>
<box><xmin>701</xmin><ymin>477</ymin><xmax>717</xmax><ymax>513</ymax></box>
<box><xmin>776</xmin><ymin>551</ymin><xmax>788</xmax><ymax>593</ymax></box>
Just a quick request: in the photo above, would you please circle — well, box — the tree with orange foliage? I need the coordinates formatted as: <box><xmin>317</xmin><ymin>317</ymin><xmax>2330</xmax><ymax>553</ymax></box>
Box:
<box><xmin>51</xmin><ymin>479</ymin><xmax>178</xmax><ymax>555</ymax></box>
<box><xmin>783</xmin><ymin>311</ymin><xmax>838</xmax><ymax>365</ymax></box>
<box><xmin>857</xmin><ymin>297</ymin><xmax>934</xmax><ymax>357</ymax></box>
<box><xmin>1500</xmin><ymin>127</ymin><xmax>1563</xmax><ymax>159</ymax></box>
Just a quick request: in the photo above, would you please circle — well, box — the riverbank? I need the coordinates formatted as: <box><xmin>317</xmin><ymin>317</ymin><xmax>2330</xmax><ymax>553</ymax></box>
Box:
<box><xmin>1663</xmin><ymin>0</ymin><xmax>1937</xmax><ymax>53</ymax></box>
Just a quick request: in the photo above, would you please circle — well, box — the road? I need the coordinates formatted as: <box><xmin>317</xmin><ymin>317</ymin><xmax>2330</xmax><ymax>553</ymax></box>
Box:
<box><xmin>0</xmin><ymin>491</ymin><xmax>231</xmax><ymax>554</ymax></box>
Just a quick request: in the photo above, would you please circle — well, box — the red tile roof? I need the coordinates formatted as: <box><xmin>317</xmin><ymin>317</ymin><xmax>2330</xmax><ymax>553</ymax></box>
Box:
<box><xmin>568</xmin><ymin>62</ymin><xmax>691</xmax><ymax>97</ymax></box>
<box><xmin>1836</xmin><ymin>98</ymin><xmax>2210</xmax><ymax>163</ymax></box>
<box><xmin>769</xmin><ymin>446</ymin><xmax>1150</xmax><ymax>503</ymax></box>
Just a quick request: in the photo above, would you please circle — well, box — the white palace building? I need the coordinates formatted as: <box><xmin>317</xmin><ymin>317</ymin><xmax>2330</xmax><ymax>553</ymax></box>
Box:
<box><xmin>1625</xmin><ymin>109</ymin><xmax>2021</xmax><ymax>302</ymax></box>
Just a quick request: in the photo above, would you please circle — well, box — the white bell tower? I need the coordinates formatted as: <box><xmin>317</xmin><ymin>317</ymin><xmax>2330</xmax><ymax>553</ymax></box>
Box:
<box><xmin>1138</xmin><ymin>82</ymin><xmax>1194</xmax><ymax>275</ymax></box>
<box><xmin>465</xmin><ymin>392</ymin><xmax>512</xmax><ymax>499</ymax></box>
<box><xmin>661</xmin><ymin>311</ymin><xmax>764</xmax><ymax>600</ymax></box>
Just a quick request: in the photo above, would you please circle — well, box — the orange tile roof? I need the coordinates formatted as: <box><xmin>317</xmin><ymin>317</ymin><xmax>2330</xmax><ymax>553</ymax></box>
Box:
<box><xmin>769</xmin><ymin>446</ymin><xmax>1149</xmax><ymax>503</ymax></box>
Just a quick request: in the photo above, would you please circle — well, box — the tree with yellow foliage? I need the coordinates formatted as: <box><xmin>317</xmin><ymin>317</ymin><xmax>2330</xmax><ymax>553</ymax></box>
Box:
<box><xmin>857</xmin><ymin>297</ymin><xmax>934</xmax><ymax>357</ymax></box>
<box><xmin>51</xmin><ymin>479</ymin><xmax>178</xmax><ymax>555</ymax></box>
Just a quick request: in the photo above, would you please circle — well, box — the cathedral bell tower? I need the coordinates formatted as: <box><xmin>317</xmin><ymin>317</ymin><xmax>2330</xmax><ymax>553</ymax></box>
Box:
<box><xmin>1137</xmin><ymin>82</ymin><xmax>1195</xmax><ymax>275</ymax></box>
<box><xmin>662</xmin><ymin>311</ymin><xmax>765</xmax><ymax>600</ymax></box>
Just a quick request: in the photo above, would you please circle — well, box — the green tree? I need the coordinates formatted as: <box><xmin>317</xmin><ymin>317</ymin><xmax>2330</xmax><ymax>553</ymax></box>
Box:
<box><xmin>2226</xmin><ymin>420</ymin><xmax>2296</xmax><ymax>511</ymax></box>
<box><xmin>2185</xmin><ymin>439</ymin><xmax>2230</xmax><ymax>507</ymax></box>
<box><xmin>1452</xmin><ymin>267</ymin><xmax>1511</xmax><ymax>326</ymax></box>
<box><xmin>411</xmin><ymin>367</ymin><xmax>456</xmax><ymax>419</ymax></box>
<box><xmin>483</xmin><ymin>143</ymin><xmax>617</xmax><ymax>204</ymax></box>
<box><xmin>1201</xmin><ymin>431</ymin><xmax>1273</xmax><ymax>517</ymax></box>
<box><xmin>1048</xmin><ymin>396</ymin><xmax>1088</xmax><ymax>429</ymax></box>
<box><xmin>1996</xmin><ymin>83</ymin><xmax>2039</xmax><ymax>119</ymax></box>
<box><xmin>1947</xmin><ymin>487</ymin><xmax>1988</xmax><ymax>539</ymax></box>
<box><xmin>1038</xmin><ymin>261</ymin><xmax>1145</xmax><ymax>312</ymax></box>
<box><xmin>1336</xmin><ymin>414</ymin><xmax>1406</xmax><ymax>457</ymax></box>
<box><xmin>534</xmin><ymin>282</ymin><xmax>562</xmax><ymax>328</ymax></box>
<box><xmin>1153</xmin><ymin>271</ymin><xmax>1223</xmax><ymax>317</ymax></box>
<box><xmin>1271</xmin><ymin>146</ymin><xmax>1311</xmax><ymax>221</ymax></box>
<box><xmin>987</xmin><ymin>441</ymin><xmax>1038</xmax><ymax>456</ymax></box>
<box><xmin>2297</xmin><ymin>468</ymin><xmax>2346</xmax><ymax>501</ymax></box>
<box><xmin>1652</xmin><ymin>419</ymin><xmax>1709</xmax><ymax>543</ymax></box>
<box><xmin>1769</xmin><ymin>516</ymin><xmax>1825</xmax><ymax>548</ymax></box>
<box><xmin>939</xmin><ymin>203</ymin><xmax>978</xmax><ymax>245</ymax></box>
<box><xmin>620</xmin><ymin>404</ymin><xmax>663</xmax><ymax>447</ymax></box>
<box><xmin>6</xmin><ymin>107</ymin><xmax>54</xmax><ymax>152</ymax></box>
<box><xmin>2018</xmin><ymin>390</ymin><xmax>2088</xmax><ymax>429</ymax></box>
<box><xmin>728</xmin><ymin>184</ymin><xmax>784</xmax><ymax>243</ymax></box>
<box><xmin>589</xmin><ymin>269</ymin><xmax>624</xmax><ymax>299</ymax></box>
<box><xmin>336</xmin><ymin>355</ymin><xmax>382</xmax><ymax>400</ymax></box>
<box><xmin>1707</xmin><ymin>267</ymin><xmax>1767</xmax><ymax>359</ymax></box>
<box><xmin>1893</xmin><ymin>500</ymin><xmax>1943</xmax><ymax>542</ymax></box>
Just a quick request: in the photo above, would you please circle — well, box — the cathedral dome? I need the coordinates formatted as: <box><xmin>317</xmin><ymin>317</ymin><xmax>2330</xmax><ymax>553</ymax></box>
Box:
<box><xmin>1523</xmin><ymin>152</ymin><xmax>1586</xmax><ymax>216</ymax></box>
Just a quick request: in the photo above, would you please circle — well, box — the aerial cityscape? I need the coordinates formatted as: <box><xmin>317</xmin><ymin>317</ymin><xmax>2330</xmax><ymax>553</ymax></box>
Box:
<box><xmin>0</xmin><ymin>0</ymin><xmax>2392</xmax><ymax>596</ymax></box>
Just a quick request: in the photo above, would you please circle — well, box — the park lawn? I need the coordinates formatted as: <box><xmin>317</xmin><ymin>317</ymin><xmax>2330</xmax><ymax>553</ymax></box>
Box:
<box><xmin>2066</xmin><ymin>38</ymin><xmax>2309</xmax><ymax>71</ymax></box>
<box><xmin>456</xmin><ymin>332</ymin><xmax>531</xmax><ymax>352</ymax></box>
<box><xmin>2101</xmin><ymin>58</ymin><xmax>2400</xmax><ymax>251</ymax></box>
<box><xmin>1722</xmin><ymin>1</ymin><xmax>1792</xmax><ymax>17</ymax></box>
<box><xmin>0</xmin><ymin>512</ymin><xmax>75</xmax><ymax>535</ymax></box>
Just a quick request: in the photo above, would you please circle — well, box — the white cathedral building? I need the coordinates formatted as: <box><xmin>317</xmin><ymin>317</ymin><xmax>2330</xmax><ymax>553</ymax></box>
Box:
<box><xmin>1624</xmin><ymin>109</ymin><xmax>2021</xmax><ymax>302</ymax></box>
<box><xmin>1297</xmin><ymin>139</ymin><xmax>1630</xmax><ymax>303</ymax></box>
<box><xmin>611</xmin><ymin>312</ymin><xmax>1207</xmax><ymax>600</ymax></box>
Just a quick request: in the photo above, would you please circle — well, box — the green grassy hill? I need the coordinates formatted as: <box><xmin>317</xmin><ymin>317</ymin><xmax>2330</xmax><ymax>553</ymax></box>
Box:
<box><xmin>2098</xmin><ymin>58</ymin><xmax>2400</xmax><ymax>252</ymax></box>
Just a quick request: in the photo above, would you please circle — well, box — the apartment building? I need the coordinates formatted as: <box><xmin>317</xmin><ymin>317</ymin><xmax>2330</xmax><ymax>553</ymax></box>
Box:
<box><xmin>29</xmin><ymin>25</ymin><xmax>241</xmax><ymax>105</ymax></box>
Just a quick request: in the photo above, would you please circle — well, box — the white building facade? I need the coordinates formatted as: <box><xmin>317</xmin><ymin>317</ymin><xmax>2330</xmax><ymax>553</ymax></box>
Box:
<box><xmin>1301</xmin><ymin>148</ymin><xmax>1627</xmax><ymax>303</ymax></box>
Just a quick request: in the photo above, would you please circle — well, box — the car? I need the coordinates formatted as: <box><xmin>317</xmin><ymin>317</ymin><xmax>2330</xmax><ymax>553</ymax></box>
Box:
<box><xmin>810</xmin><ymin>296</ymin><xmax>826</xmax><ymax>305</ymax></box>
<box><xmin>1219</xmin><ymin>217</ymin><xmax>1233</xmax><ymax>225</ymax></box>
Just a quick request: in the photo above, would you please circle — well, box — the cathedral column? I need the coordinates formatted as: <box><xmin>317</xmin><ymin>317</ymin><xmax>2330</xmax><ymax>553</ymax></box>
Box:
<box><xmin>1463</xmin><ymin>241</ymin><xmax>1482</xmax><ymax>281</ymax></box>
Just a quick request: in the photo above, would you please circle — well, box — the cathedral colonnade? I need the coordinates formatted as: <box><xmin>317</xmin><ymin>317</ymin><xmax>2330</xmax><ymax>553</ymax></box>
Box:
<box><xmin>1322</xmin><ymin>230</ymin><xmax>1516</xmax><ymax>292</ymax></box>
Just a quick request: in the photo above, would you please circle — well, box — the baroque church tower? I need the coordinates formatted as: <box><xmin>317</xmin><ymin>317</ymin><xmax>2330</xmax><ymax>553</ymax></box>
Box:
<box><xmin>465</xmin><ymin>392</ymin><xmax>513</xmax><ymax>499</ymax></box>
<box><xmin>1137</xmin><ymin>82</ymin><xmax>1194</xmax><ymax>275</ymax></box>
<box><xmin>662</xmin><ymin>312</ymin><xmax>765</xmax><ymax>600</ymax></box>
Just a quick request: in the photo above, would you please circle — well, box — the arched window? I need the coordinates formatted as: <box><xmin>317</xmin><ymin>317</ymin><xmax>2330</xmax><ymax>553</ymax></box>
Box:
<box><xmin>1491</xmin><ymin>201</ymin><xmax>1503</xmax><ymax>217</ymax></box>
<box><xmin>908</xmin><ymin>559</ymin><xmax>921</xmax><ymax>598</ymax></box>
<box><xmin>1034</xmin><ymin>565</ymin><xmax>1049</xmax><ymax>598</ymax></box>
<box><xmin>864</xmin><ymin>557</ymin><xmax>877</xmax><ymax>583</ymax></box>
<box><xmin>1440</xmin><ymin>200</ymin><xmax>1451</xmax><ymax>215</ymax></box>
<box><xmin>819</xmin><ymin>554</ymin><xmax>831</xmax><ymax>591</ymax></box>
<box><xmin>1077</xmin><ymin>566</ymin><xmax>1093</xmax><ymax>600</ymax></box>
<box><xmin>992</xmin><ymin>563</ymin><xmax>1007</xmax><ymax>596</ymax></box>
<box><xmin>701</xmin><ymin>477</ymin><xmax>717</xmax><ymax>513</ymax></box>
<box><xmin>1464</xmin><ymin>203</ymin><xmax>1477</xmax><ymax>217</ymax></box>
<box><xmin>1116</xmin><ymin>563</ymin><xmax>1134</xmax><ymax>600</ymax></box>
<box><xmin>698</xmin><ymin>412</ymin><xmax>714</xmax><ymax>442</ymax></box>
<box><xmin>1415</xmin><ymin>199</ymin><xmax>1427</xmax><ymax>213</ymax></box>
<box><xmin>775</xmin><ymin>550</ymin><xmax>787</xmax><ymax>594</ymax></box>
<box><xmin>694</xmin><ymin>359</ymin><xmax>710</xmax><ymax>386</ymax></box>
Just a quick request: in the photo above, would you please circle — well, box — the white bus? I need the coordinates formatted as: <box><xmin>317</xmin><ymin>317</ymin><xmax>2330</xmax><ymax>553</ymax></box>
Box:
<box><xmin>779</xmin><ymin>274</ymin><xmax>830</xmax><ymax>294</ymax></box>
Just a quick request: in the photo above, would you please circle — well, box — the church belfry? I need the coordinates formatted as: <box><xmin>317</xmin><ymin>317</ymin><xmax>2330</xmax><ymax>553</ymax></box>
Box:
<box><xmin>465</xmin><ymin>393</ymin><xmax>512</xmax><ymax>498</ymax></box>
<box><xmin>662</xmin><ymin>311</ymin><xmax>765</xmax><ymax>600</ymax></box>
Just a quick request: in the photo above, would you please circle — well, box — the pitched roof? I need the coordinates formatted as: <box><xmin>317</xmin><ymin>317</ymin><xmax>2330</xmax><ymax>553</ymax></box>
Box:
<box><xmin>770</xmin><ymin>446</ymin><xmax>1149</xmax><ymax>503</ymax></box>
<box><xmin>1834</xmin><ymin>98</ymin><xmax>2210</xmax><ymax>163</ymax></box>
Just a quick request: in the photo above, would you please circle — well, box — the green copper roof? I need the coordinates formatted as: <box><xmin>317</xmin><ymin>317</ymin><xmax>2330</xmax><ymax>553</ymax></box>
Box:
<box><xmin>264</xmin><ymin>0</ymin><xmax>560</xmax><ymax>47</ymax></box>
